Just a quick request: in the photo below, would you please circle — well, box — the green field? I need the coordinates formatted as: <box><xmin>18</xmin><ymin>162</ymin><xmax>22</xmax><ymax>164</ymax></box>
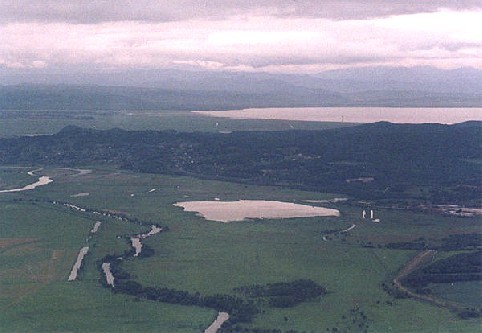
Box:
<box><xmin>0</xmin><ymin>109</ymin><xmax>350</xmax><ymax>138</ymax></box>
<box><xmin>0</xmin><ymin>179</ymin><xmax>215</xmax><ymax>332</ymax></box>
<box><xmin>0</xmin><ymin>167</ymin><xmax>37</xmax><ymax>190</ymax></box>
<box><xmin>429</xmin><ymin>281</ymin><xmax>482</xmax><ymax>308</ymax></box>
<box><xmin>0</xmin><ymin>167</ymin><xmax>480</xmax><ymax>332</ymax></box>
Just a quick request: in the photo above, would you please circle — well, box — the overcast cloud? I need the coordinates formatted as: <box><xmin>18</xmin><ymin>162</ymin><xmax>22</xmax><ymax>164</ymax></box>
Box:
<box><xmin>1</xmin><ymin>1</ymin><xmax>481</xmax><ymax>73</ymax></box>
<box><xmin>2</xmin><ymin>0</ymin><xmax>481</xmax><ymax>23</ymax></box>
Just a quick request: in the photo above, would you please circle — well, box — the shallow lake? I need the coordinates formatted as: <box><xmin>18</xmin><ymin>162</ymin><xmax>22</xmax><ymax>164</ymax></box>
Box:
<box><xmin>193</xmin><ymin>107</ymin><xmax>482</xmax><ymax>124</ymax></box>
<box><xmin>174</xmin><ymin>200</ymin><xmax>339</xmax><ymax>222</ymax></box>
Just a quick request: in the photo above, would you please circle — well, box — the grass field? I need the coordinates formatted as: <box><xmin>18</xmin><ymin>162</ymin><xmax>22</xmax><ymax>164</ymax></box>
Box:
<box><xmin>0</xmin><ymin>167</ymin><xmax>480</xmax><ymax>332</ymax></box>
<box><xmin>0</xmin><ymin>172</ymin><xmax>215</xmax><ymax>332</ymax></box>
<box><xmin>429</xmin><ymin>281</ymin><xmax>482</xmax><ymax>308</ymax></box>
<box><xmin>0</xmin><ymin>109</ymin><xmax>351</xmax><ymax>138</ymax></box>
<box><xmin>0</xmin><ymin>167</ymin><xmax>38</xmax><ymax>190</ymax></box>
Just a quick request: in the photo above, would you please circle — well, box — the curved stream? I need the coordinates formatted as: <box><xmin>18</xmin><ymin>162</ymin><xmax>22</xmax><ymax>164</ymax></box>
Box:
<box><xmin>101</xmin><ymin>221</ymin><xmax>228</xmax><ymax>331</ymax></box>
<box><xmin>0</xmin><ymin>168</ymin><xmax>92</xmax><ymax>194</ymax></box>
<box><xmin>2</xmin><ymin>168</ymin><xmax>226</xmax><ymax>331</ymax></box>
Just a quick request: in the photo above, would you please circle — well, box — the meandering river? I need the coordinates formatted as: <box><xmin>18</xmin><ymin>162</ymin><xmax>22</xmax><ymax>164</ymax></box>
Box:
<box><xmin>0</xmin><ymin>168</ymin><xmax>93</xmax><ymax>194</ymax></box>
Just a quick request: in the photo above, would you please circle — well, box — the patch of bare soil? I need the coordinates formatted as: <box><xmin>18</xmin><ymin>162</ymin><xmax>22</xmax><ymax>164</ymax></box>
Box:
<box><xmin>0</xmin><ymin>238</ymin><xmax>36</xmax><ymax>249</ymax></box>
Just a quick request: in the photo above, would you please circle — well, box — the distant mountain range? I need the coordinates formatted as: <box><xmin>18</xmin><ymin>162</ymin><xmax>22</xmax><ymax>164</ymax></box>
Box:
<box><xmin>1</xmin><ymin>66</ymin><xmax>481</xmax><ymax>110</ymax></box>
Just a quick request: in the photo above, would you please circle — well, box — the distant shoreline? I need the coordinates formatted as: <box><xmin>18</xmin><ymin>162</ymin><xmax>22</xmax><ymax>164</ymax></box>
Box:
<box><xmin>193</xmin><ymin>107</ymin><xmax>482</xmax><ymax>125</ymax></box>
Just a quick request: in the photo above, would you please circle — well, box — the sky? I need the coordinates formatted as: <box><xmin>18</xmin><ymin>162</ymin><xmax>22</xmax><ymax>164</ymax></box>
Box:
<box><xmin>1</xmin><ymin>1</ymin><xmax>482</xmax><ymax>74</ymax></box>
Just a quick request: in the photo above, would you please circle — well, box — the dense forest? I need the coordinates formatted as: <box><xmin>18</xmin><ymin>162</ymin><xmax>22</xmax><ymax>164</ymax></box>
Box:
<box><xmin>234</xmin><ymin>280</ymin><xmax>327</xmax><ymax>308</ymax></box>
<box><xmin>402</xmin><ymin>251</ymin><xmax>482</xmax><ymax>288</ymax></box>
<box><xmin>386</xmin><ymin>234</ymin><xmax>482</xmax><ymax>251</ymax></box>
<box><xmin>0</xmin><ymin>122</ymin><xmax>480</xmax><ymax>202</ymax></box>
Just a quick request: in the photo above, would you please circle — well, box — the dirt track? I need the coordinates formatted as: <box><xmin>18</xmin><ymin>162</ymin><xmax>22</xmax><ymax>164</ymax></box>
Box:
<box><xmin>392</xmin><ymin>250</ymin><xmax>453</xmax><ymax>307</ymax></box>
<box><xmin>394</xmin><ymin>250</ymin><xmax>436</xmax><ymax>282</ymax></box>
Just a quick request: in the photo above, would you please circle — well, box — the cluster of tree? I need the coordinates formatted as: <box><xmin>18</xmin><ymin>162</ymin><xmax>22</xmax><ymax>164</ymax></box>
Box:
<box><xmin>0</xmin><ymin>122</ymin><xmax>480</xmax><ymax>202</ymax></box>
<box><xmin>104</xmin><ymin>271</ymin><xmax>258</xmax><ymax>324</ymax></box>
<box><xmin>338</xmin><ymin>306</ymin><xmax>370</xmax><ymax>333</ymax></box>
<box><xmin>385</xmin><ymin>241</ymin><xmax>427</xmax><ymax>250</ymax></box>
<box><xmin>234</xmin><ymin>279</ymin><xmax>327</xmax><ymax>308</ymax></box>
<box><xmin>429</xmin><ymin>186</ymin><xmax>482</xmax><ymax>205</ymax></box>
<box><xmin>99</xmin><ymin>252</ymin><xmax>258</xmax><ymax>324</ymax></box>
<box><xmin>381</xmin><ymin>282</ymin><xmax>409</xmax><ymax>299</ymax></box>
<box><xmin>219</xmin><ymin>327</ymin><xmax>303</xmax><ymax>333</ymax></box>
<box><xmin>385</xmin><ymin>233</ymin><xmax>482</xmax><ymax>251</ymax></box>
<box><xmin>100</xmin><ymin>253</ymin><xmax>326</xmax><ymax>326</ymax></box>
<box><xmin>100</xmin><ymin>256</ymin><xmax>131</xmax><ymax>281</ymax></box>
<box><xmin>50</xmin><ymin>199</ymin><xmax>161</xmax><ymax>229</ymax></box>
<box><xmin>138</xmin><ymin>244</ymin><xmax>155</xmax><ymax>258</ymax></box>
<box><xmin>439</xmin><ymin>234</ymin><xmax>482</xmax><ymax>251</ymax></box>
<box><xmin>458</xmin><ymin>309</ymin><xmax>482</xmax><ymax>320</ymax></box>
<box><xmin>402</xmin><ymin>251</ymin><xmax>482</xmax><ymax>288</ymax></box>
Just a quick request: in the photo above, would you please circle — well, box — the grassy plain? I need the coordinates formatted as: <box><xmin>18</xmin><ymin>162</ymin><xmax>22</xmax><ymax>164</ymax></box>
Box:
<box><xmin>0</xmin><ymin>109</ymin><xmax>350</xmax><ymax>138</ymax></box>
<box><xmin>1</xmin><ymin>167</ymin><xmax>480</xmax><ymax>332</ymax></box>
<box><xmin>0</xmin><ymin>169</ymin><xmax>215</xmax><ymax>332</ymax></box>
<box><xmin>429</xmin><ymin>281</ymin><xmax>482</xmax><ymax>308</ymax></box>
<box><xmin>0</xmin><ymin>167</ymin><xmax>37</xmax><ymax>190</ymax></box>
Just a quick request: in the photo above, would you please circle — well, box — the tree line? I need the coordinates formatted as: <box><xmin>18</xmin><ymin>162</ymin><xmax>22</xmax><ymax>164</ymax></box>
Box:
<box><xmin>0</xmin><ymin>122</ymin><xmax>480</xmax><ymax>203</ymax></box>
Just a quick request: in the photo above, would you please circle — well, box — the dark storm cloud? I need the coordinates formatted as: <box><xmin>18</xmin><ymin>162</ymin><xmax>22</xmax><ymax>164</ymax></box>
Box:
<box><xmin>1</xmin><ymin>0</ymin><xmax>481</xmax><ymax>24</ymax></box>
